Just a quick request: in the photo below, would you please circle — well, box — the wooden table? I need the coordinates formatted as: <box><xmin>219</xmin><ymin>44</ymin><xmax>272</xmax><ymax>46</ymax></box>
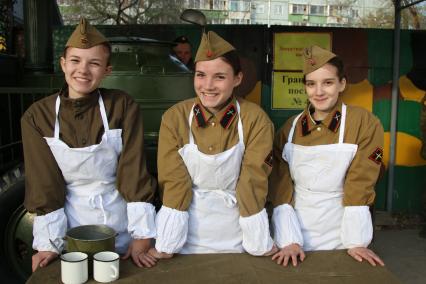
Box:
<box><xmin>26</xmin><ymin>250</ymin><xmax>400</xmax><ymax>284</ymax></box>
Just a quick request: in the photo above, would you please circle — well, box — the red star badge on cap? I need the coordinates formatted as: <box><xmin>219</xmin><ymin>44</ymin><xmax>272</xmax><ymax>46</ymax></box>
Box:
<box><xmin>207</xmin><ymin>50</ymin><xmax>213</xmax><ymax>57</ymax></box>
<box><xmin>309</xmin><ymin>58</ymin><xmax>316</xmax><ymax>66</ymax></box>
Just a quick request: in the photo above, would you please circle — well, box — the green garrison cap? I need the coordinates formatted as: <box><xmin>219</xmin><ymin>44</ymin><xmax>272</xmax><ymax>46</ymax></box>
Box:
<box><xmin>302</xmin><ymin>45</ymin><xmax>336</xmax><ymax>75</ymax></box>
<box><xmin>194</xmin><ymin>31</ymin><xmax>235</xmax><ymax>62</ymax></box>
<box><xmin>66</xmin><ymin>18</ymin><xmax>108</xmax><ymax>49</ymax></box>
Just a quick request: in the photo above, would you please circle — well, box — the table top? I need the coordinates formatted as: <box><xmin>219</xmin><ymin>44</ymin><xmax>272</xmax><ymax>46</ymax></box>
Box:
<box><xmin>26</xmin><ymin>250</ymin><xmax>400</xmax><ymax>284</ymax></box>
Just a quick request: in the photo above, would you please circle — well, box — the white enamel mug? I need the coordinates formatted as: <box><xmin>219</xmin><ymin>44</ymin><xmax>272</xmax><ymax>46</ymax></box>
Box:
<box><xmin>93</xmin><ymin>251</ymin><xmax>120</xmax><ymax>283</ymax></box>
<box><xmin>61</xmin><ymin>252</ymin><xmax>88</xmax><ymax>284</ymax></box>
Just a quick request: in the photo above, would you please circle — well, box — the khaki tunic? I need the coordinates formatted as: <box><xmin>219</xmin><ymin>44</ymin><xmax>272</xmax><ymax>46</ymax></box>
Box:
<box><xmin>21</xmin><ymin>87</ymin><xmax>156</xmax><ymax>215</ymax></box>
<box><xmin>269</xmin><ymin>98</ymin><xmax>384</xmax><ymax>208</ymax></box>
<box><xmin>158</xmin><ymin>96</ymin><xmax>274</xmax><ymax>217</ymax></box>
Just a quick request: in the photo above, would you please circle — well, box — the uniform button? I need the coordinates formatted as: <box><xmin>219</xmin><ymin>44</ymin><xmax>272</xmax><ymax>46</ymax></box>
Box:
<box><xmin>211</xmin><ymin>122</ymin><xmax>216</xmax><ymax>127</ymax></box>
<box><xmin>82</xmin><ymin>138</ymin><xmax>87</xmax><ymax>145</ymax></box>
<box><xmin>317</xmin><ymin>127</ymin><xmax>321</xmax><ymax>131</ymax></box>
<box><xmin>208</xmin><ymin>146</ymin><xmax>213</xmax><ymax>151</ymax></box>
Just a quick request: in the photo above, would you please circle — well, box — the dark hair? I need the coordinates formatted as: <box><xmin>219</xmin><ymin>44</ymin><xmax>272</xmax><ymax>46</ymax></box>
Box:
<box><xmin>173</xmin><ymin>35</ymin><xmax>192</xmax><ymax>46</ymax></box>
<box><xmin>63</xmin><ymin>42</ymin><xmax>112</xmax><ymax>66</ymax></box>
<box><xmin>327</xmin><ymin>56</ymin><xmax>346</xmax><ymax>81</ymax></box>
<box><xmin>219</xmin><ymin>50</ymin><xmax>241</xmax><ymax>75</ymax></box>
<box><xmin>194</xmin><ymin>50</ymin><xmax>241</xmax><ymax>76</ymax></box>
<box><xmin>303</xmin><ymin>56</ymin><xmax>346</xmax><ymax>83</ymax></box>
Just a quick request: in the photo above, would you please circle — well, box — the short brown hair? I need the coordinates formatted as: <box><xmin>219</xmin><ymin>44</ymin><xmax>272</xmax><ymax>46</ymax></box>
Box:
<box><xmin>63</xmin><ymin>42</ymin><xmax>112</xmax><ymax>66</ymax></box>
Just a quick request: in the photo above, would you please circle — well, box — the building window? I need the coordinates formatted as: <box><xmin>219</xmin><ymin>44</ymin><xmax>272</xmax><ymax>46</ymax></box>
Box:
<box><xmin>291</xmin><ymin>4</ymin><xmax>307</xmax><ymax>15</ymax></box>
<box><xmin>274</xmin><ymin>4</ymin><xmax>283</xmax><ymax>15</ymax></box>
<box><xmin>242</xmin><ymin>1</ymin><xmax>250</xmax><ymax>11</ymax></box>
<box><xmin>256</xmin><ymin>4</ymin><xmax>265</xmax><ymax>14</ymax></box>
<box><xmin>189</xmin><ymin>0</ymin><xmax>200</xmax><ymax>9</ymax></box>
<box><xmin>230</xmin><ymin>1</ymin><xmax>238</xmax><ymax>11</ymax></box>
<box><xmin>330</xmin><ymin>5</ymin><xmax>343</xmax><ymax>17</ymax></box>
<box><xmin>213</xmin><ymin>0</ymin><xmax>220</xmax><ymax>9</ymax></box>
<box><xmin>310</xmin><ymin>5</ymin><xmax>326</xmax><ymax>15</ymax></box>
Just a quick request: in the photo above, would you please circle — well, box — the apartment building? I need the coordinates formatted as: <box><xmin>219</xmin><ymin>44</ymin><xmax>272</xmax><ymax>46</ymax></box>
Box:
<box><xmin>56</xmin><ymin>0</ymin><xmax>387</xmax><ymax>26</ymax></box>
<box><xmin>251</xmin><ymin>0</ymin><xmax>385</xmax><ymax>26</ymax></box>
<box><xmin>184</xmin><ymin>0</ymin><xmax>253</xmax><ymax>24</ymax></box>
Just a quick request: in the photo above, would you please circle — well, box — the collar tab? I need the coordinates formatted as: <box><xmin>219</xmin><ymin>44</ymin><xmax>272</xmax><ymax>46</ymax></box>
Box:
<box><xmin>300</xmin><ymin>115</ymin><xmax>311</xmax><ymax>136</ymax></box>
<box><xmin>328</xmin><ymin>110</ymin><xmax>342</xmax><ymax>132</ymax></box>
<box><xmin>193</xmin><ymin>104</ymin><xmax>207</xmax><ymax>127</ymax></box>
<box><xmin>220</xmin><ymin>103</ymin><xmax>237</xmax><ymax>129</ymax></box>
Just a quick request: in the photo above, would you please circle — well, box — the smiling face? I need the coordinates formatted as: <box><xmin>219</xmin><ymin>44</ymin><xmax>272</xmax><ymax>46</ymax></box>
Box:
<box><xmin>304</xmin><ymin>63</ymin><xmax>346</xmax><ymax>120</ymax></box>
<box><xmin>60</xmin><ymin>45</ymin><xmax>112</xmax><ymax>99</ymax></box>
<box><xmin>194</xmin><ymin>57</ymin><xmax>243</xmax><ymax>114</ymax></box>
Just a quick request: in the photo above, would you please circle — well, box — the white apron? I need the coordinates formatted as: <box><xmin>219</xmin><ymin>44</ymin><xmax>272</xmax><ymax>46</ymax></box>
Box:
<box><xmin>283</xmin><ymin>104</ymin><xmax>358</xmax><ymax>251</ymax></box>
<box><xmin>178</xmin><ymin>102</ymin><xmax>245</xmax><ymax>254</ymax></box>
<box><xmin>44</xmin><ymin>93</ymin><xmax>130</xmax><ymax>254</ymax></box>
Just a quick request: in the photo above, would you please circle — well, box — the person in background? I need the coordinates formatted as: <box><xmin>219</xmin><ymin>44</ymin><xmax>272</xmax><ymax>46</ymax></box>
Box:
<box><xmin>149</xmin><ymin>31</ymin><xmax>277</xmax><ymax>258</ymax></box>
<box><xmin>21</xmin><ymin>18</ymin><xmax>157</xmax><ymax>271</ymax></box>
<box><xmin>269</xmin><ymin>45</ymin><xmax>385</xmax><ymax>267</ymax></box>
<box><xmin>172</xmin><ymin>35</ymin><xmax>195</xmax><ymax>71</ymax></box>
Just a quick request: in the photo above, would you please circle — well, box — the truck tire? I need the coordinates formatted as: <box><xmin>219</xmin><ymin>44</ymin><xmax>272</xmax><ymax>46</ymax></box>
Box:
<box><xmin>0</xmin><ymin>165</ymin><xmax>33</xmax><ymax>283</ymax></box>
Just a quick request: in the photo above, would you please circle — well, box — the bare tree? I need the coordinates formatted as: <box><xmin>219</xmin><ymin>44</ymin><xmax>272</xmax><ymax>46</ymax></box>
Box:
<box><xmin>357</xmin><ymin>0</ymin><xmax>425</xmax><ymax>29</ymax></box>
<box><xmin>59</xmin><ymin>0</ymin><xmax>186</xmax><ymax>25</ymax></box>
<box><xmin>328</xmin><ymin>0</ymin><xmax>359</xmax><ymax>26</ymax></box>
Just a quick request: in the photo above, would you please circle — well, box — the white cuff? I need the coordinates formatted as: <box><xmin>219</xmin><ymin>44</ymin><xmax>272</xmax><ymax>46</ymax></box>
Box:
<box><xmin>239</xmin><ymin>208</ymin><xmax>274</xmax><ymax>256</ymax></box>
<box><xmin>32</xmin><ymin>208</ymin><xmax>67</xmax><ymax>253</ymax></box>
<box><xmin>272</xmin><ymin>204</ymin><xmax>304</xmax><ymax>248</ymax></box>
<box><xmin>341</xmin><ymin>206</ymin><xmax>373</xmax><ymax>248</ymax></box>
<box><xmin>127</xmin><ymin>202</ymin><xmax>156</xmax><ymax>239</ymax></box>
<box><xmin>155</xmin><ymin>205</ymin><xmax>189</xmax><ymax>254</ymax></box>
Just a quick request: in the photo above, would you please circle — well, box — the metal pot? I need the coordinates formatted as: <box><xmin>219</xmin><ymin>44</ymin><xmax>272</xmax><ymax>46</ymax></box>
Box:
<box><xmin>65</xmin><ymin>225</ymin><xmax>116</xmax><ymax>258</ymax></box>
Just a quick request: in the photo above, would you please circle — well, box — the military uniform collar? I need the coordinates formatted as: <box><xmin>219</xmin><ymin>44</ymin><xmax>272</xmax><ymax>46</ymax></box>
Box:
<box><xmin>300</xmin><ymin>98</ymin><xmax>343</xmax><ymax>136</ymax></box>
<box><xmin>59</xmin><ymin>84</ymin><xmax>100</xmax><ymax>110</ymax></box>
<box><xmin>193</xmin><ymin>96</ymin><xmax>238</xmax><ymax>129</ymax></box>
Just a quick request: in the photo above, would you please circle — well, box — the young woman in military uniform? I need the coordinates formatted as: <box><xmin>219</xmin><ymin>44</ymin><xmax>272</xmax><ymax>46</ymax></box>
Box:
<box><xmin>21</xmin><ymin>18</ymin><xmax>157</xmax><ymax>271</ymax></box>
<box><xmin>269</xmin><ymin>46</ymin><xmax>385</xmax><ymax>267</ymax></box>
<box><xmin>148</xmin><ymin>31</ymin><xmax>278</xmax><ymax>257</ymax></box>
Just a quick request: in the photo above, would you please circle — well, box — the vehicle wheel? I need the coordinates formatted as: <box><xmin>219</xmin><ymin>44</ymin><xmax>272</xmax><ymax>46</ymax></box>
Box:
<box><xmin>0</xmin><ymin>165</ymin><xmax>33</xmax><ymax>283</ymax></box>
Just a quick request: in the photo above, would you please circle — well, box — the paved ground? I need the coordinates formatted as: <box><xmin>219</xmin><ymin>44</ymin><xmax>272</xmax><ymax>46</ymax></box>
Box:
<box><xmin>372</xmin><ymin>229</ymin><xmax>426</xmax><ymax>284</ymax></box>
<box><xmin>371</xmin><ymin>211</ymin><xmax>426</xmax><ymax>284</ymax></box>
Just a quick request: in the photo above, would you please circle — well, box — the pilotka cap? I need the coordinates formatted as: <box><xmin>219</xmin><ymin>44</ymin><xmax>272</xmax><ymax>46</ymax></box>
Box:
<box><xmin>302</xmin><ymin>45</ymin><xmax>336</xmax><ymax>75</ymax></box>
<box><xmin>194</xmin><ymin>31</ymin><xmax>235</xmax><ymax>62</ymax></box>
<box><xmin>66</xmin><ymin>17</ymin><xmax>108</xmax><ymax>49</ymax></box>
